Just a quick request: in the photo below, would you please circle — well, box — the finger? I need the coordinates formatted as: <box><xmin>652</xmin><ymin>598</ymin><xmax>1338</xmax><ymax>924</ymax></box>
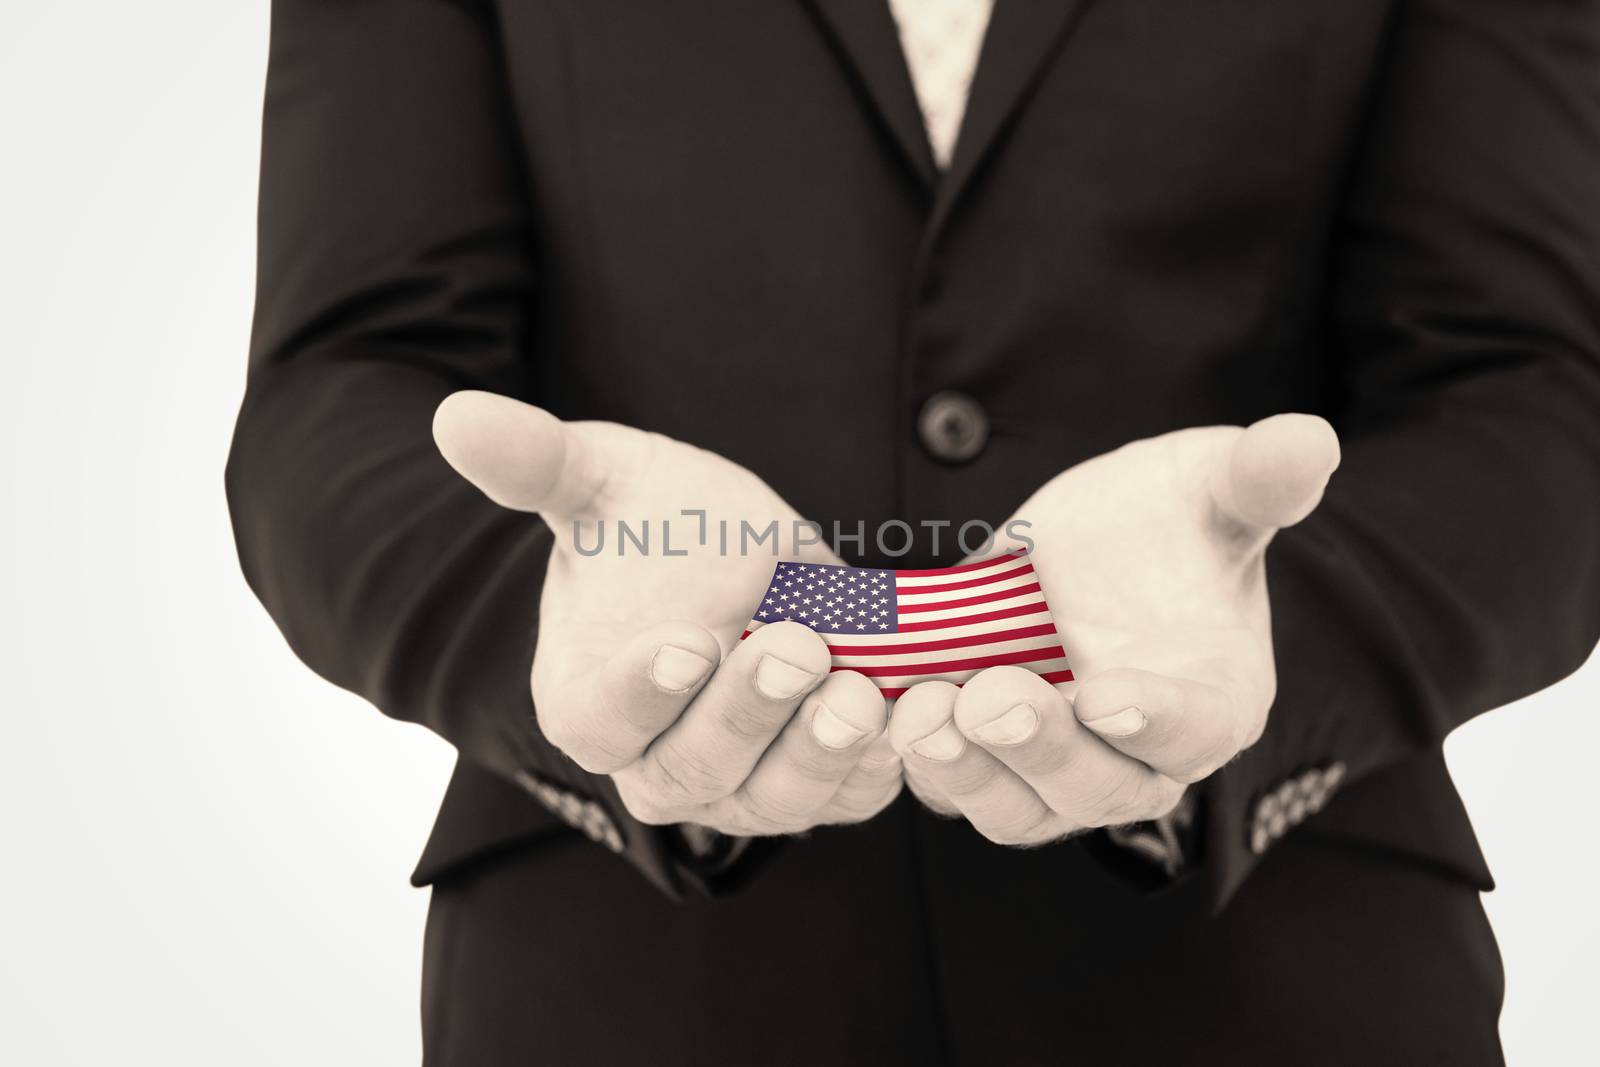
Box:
<box><xmin>629</xmin><ymin>621</ymin><xmax>831</xmax><ymax>808</ymax></box>
<box><xmin>952</xmin><ymin>666</ymin><xmax>1183</xmax><ymax>824</ymax></box>
<box><xmin>890</xmin><ymin>685</ymin><xmax>964</xmax><ymax>822</ymax></box>
<box><xmin>890</xmin><ymin>681</ymin><xmax>1060</xmax><ymax>845</ymax></box>
<box><xmin>902</xmin><ymin>764</ymin><xmax>961</xmax><ymax>817</ymax></box>
<box><xmin>897</xmin><ymin>714</ymin><xmax>961</xmax><ymax>818</ymax></box>
<box><xmin>432</xmin><ymin>390</ymin><xmax>638</xmax><ymax>519</ymax></box>
<box><xmin>1209</xmin><ymin>413</ymin><xmax>1340</xmax><ymax>533</ymax></box>
<box><xmin>537</xmin><ymin>619</ymin><xmax>722</xmax><ymax>774</ymax></box>
<box><xmin>1071</xmin><ymin>666</ymin><xmax>1253</xmax><ymax>784</ymax></box>
<box><xmin>733</xmin><ymin>670</ymin><xmax>889</xmax><ymax>829</ymax></box>
<box><xmin>823</xmin><ymin>733</ymin><xmax>904</xmax><ymax>823</ymax></box>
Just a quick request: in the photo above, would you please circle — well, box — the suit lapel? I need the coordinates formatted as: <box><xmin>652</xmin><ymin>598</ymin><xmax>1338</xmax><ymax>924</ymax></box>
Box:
<box><xmin>804</xmin><ymin>0</ymin><xmax>939</xmax><ymax>190</ymax></box>
<box><xmin>935</xmin><ymin>0</ymin><xmax>1095</xmax><ymax>225</ymax></box>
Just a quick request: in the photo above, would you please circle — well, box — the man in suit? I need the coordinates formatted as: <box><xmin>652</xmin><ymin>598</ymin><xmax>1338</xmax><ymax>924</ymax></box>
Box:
<box><xmin>227</xmin><ymin>0</ymin><xmax>1600</xmax><ymax>1063</ymax></box>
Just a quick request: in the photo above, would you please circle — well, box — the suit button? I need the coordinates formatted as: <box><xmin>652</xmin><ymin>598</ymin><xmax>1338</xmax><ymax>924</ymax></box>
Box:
<box><xmin>918</xmin><ymin>392</ymin><xmax>989</xmax><ymax>463</ymax></box>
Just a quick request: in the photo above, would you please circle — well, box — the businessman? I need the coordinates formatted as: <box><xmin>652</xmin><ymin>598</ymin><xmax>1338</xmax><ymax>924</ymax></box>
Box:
<box><xmin>228</xmin><ymin>1</ymin><xmax>1600</xmax><ymax>1063</ymax></box>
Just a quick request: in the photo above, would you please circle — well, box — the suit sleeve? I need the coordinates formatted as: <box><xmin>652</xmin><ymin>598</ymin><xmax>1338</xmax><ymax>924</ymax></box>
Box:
<box><xmin>224</xmin><ymin>0</ymin><xmax>689</xmax><ymax>896</ymax></box>
<box><xmin>1201</xmin><ymin>0</ymin><xmax>1600</xmax><ymax>908</ymax></box>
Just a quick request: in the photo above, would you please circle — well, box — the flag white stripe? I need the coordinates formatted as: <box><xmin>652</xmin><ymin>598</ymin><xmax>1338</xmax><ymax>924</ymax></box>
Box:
<box><xmin>892</xmin><ymin>554</ymin><xmax>1026</xmax><ymax>588</ymax></box>
<box><xmin>894</xmin><ymin>569</ymin><xmax>1040</xmax><ymax>606</ymax></box>
<box><xmin>829</xmin><ymin>632</ymin><xmax>1063</xmax><ymax>669</ymax></box>
<box><xmin>894</xmin><ymin>592</ymin><xmax>1047</xmax><ymax>625</ymax></box>
<box><xmin>745</xmin><ymin>609</ymin><xmax>1052</xmax><ymax>646</ymax></box>
<box><xmin>859</xmin><ymin>656</ymin><xmax>1074</xmax><ymax>689</ymax></box>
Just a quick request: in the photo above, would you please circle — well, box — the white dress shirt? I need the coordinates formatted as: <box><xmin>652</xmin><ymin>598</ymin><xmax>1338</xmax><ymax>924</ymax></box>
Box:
<box><xmin>886</xmin><ymin>0</ymin><xmax>997</xmax><ymax>168</ymax></box>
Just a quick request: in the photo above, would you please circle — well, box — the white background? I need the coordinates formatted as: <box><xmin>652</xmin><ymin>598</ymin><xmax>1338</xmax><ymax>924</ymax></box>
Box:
<box><xmin>2</xmin><ymin>3</ymin><xmax>1596</xmax><ymax>1063</ymax></box>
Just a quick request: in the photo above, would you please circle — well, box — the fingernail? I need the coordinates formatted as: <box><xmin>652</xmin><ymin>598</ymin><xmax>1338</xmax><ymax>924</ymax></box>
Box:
<box><xmin>1080</xmin><ymin>705</ymin><xmax>1147</xmax><ymax>738</ymax></box>
<box><xmin>910</xmin><ymin>721</ymin><xmax>967</xmax><ymax>762</ymax></box>
<box><xmin>811</xmin><ymin>703</ymin><xmax>869</xmax><ymax>750</ymax></box>
<box><xmin>650</xmin><ymin>645</ymin><xmax>714</xmax><ymax>692</ymax></box>
<box><xmin>755</xmin><ymin>654</ymin><xmax>817</xmax><ymax>700</ymax></box>
<box><xmin>970</xmin><ymin>703</ymin><xmax>1039</xmax><ymax>747</ymax></box>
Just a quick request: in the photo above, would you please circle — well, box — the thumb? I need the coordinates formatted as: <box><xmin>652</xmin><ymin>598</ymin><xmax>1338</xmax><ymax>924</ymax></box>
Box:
<box><xmin>433</xmin><ymin>390</ymin><xmax>614</xmax><ymax>519</ymax></box>
<box><xmin>1209</xmin><ymin>413</ymin><xmax>1341</xmax><ymax>533</ymax></box>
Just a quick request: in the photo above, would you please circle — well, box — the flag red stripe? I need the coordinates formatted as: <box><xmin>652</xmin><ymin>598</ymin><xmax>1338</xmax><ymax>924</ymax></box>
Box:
<box><xmin>891</xmin><ymin>552</ymin><xmax>1026</xmax><ymax>578</ymax></box>
<box><xmin>833</xmin><ymin>644</ymin><xmax>1066</xmax><ymax>678</ymax></box>
<box><xmin>750</xmin><ymin>602</ymin><xmax>1052</xmax><ymax>637</ymax></box>
<box><xmin>822</xmin><ymin>623</ymin><xmax>1060</xmax><ymax>656</ymax></box>
<box><xmin>896</xmin><ymin>562</ymin><xmax>1034</xmax><ymax>596</ymax></box>
<box><xmin>874</xmin><ymin>666</ymin><xmax>1073</xmax><ymax>700</ymax></box>
<box><xmin>896</xmin><ymin>601</ymin><xmax>1050</xmax><ymax>632</ymax></box>
<box><xmin>897</xmin><ymin>582</ymin><xmax>1042</xmax><ymax>614</ymax></box>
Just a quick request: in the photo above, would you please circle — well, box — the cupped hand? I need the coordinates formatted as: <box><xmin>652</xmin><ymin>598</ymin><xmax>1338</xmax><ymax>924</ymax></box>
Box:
<box><xmin>433</xmin><ymin>391</ymin><xmax>901</xmax><ymax>835</ymax></box>
<box><xmin>893</xmin><ymin>414</ymin><xmax>1340</xmax><ymax>843</ymax></box>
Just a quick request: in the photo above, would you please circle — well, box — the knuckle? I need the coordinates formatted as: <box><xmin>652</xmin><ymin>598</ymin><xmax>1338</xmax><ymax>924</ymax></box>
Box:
<box><xmin>855</xmin><ymin>752</ymin><xmax>904</xmax><ymax>780</ymax></box>
<box><xmin>906</xmin><ymin>775</ymin><xmax>960</xmax><ymax>818</ymax></box>
<box><xmin>787</xmin><ymin>745</ymin><xmax>848</xmax><ymax>785</ymax></box>
<box><xmin>626</xmin><ymin>801</ymin><xmax>675</xmax><ymax>826</ymax></box>
<box><xmin>613</xmin><ymin>776</ymin><xmax>675</xmax><ymax>826</ymax></box>
<box><xmin>575</xmin><ymin>738</ymin><xmax>634</xmax><ymax>775</ymax></box>
<box><xmin>1011</xmin><ymin>733</ymin><xmax>1076</xmax><ymax>780</ymax></box>
<box><xmin>714</xmin><ymin>697</ymin><xmax>787</xmax><ymax>743</ymax></box>
<box><xmin>567</xmin><ymin>743</ymin><xmax>628</xmax><ymax>776</ymax></box>
<box><xmin>827</xmin><ymin>781</ymin><xmax>902</xmax><ymax>824</ymax></box>
<box><xmin>940</xmin><ymin>760</ymin><xmax>1000</xmax><ymax>800</ymax></box>
<box><xmin>1165</xmin><ymin>742</ymin><xmax>1230</xmax><ymax>785</ymax></box>
<box><xmin>1170</xmin><ymin>757</ymin><xmax>1223</xmax><ymax>786</ymax></box>
<box><xmin>739</xmin><ymin>783</ymin><xmax>817</xmax><ymax>829</ymax></box>
<box><xmin>1118</xmin><ymin>775</ymin><xmax>1186</xmax><ymax>824</ymax></box>
<box><xmin>980</xmin><ymin>809</ymin><xmax>1056</xmax><ymax>847</ymax></box>
<box><xmin>536</xmin><ymin>709</ymin><xmax>620</xmax><ymax>772</ymax></box>
<box><xmin>823</xmin><ymin>798</ymin><xmax>876</xmax><ymax>826</ymax></box>
<box><xmin>1144</xmin><ymin>779</ymin><xmax>1187</xmax><ymax>820</ymax></box>
<box><xmin>1075</xmin><ymin>764</ymin><xmax>1155</xmax><ymax>827</ymax></box>
<box><xmin>645</xmin><ymin>739</ymin><xmax>733</xmax><ymax>806</ymax></box>
<box><xmin>534</xmin><ymin>705</ymin><xmax>582</xmax><ymax>756</ymax></box>
<box><xmin>718</xmin><ymin>804</ymin><xmax>794</xmax><ymax>837</ymax></box>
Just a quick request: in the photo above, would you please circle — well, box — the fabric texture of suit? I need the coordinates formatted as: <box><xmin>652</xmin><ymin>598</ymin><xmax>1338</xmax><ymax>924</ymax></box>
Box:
<box><xmin>226</xmin><ymin>0</ymin><xmax>1600</xmax><ymax>1061</ymax></box>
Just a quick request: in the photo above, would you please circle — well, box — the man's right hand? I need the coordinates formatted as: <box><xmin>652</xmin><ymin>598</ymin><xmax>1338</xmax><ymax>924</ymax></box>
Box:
<box><xmin>432</xmin><ymin>391</ymin><xmax>901</xmax><ymax>836</ymax></box>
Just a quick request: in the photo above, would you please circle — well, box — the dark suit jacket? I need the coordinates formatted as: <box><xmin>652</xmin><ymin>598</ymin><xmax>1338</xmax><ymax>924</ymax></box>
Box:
<box><xmin>227</xmin><ymin>0</ymin><xmax>1600</xmax><ymax>1059</ymax></box>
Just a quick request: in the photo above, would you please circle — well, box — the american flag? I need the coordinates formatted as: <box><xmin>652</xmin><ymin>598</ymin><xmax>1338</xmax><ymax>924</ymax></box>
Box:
<box><xmin>740</xmin><ymin>552</ymin><xmax>1074</xmax><ymax>699</ymax></box>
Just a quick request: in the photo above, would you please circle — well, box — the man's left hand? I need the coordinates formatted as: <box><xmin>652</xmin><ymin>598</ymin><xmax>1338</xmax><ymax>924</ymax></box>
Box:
<box><xmin>889</xmin><ymin>415</ymin><xmax>1340</xmax><ymax>844</ymax></box>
